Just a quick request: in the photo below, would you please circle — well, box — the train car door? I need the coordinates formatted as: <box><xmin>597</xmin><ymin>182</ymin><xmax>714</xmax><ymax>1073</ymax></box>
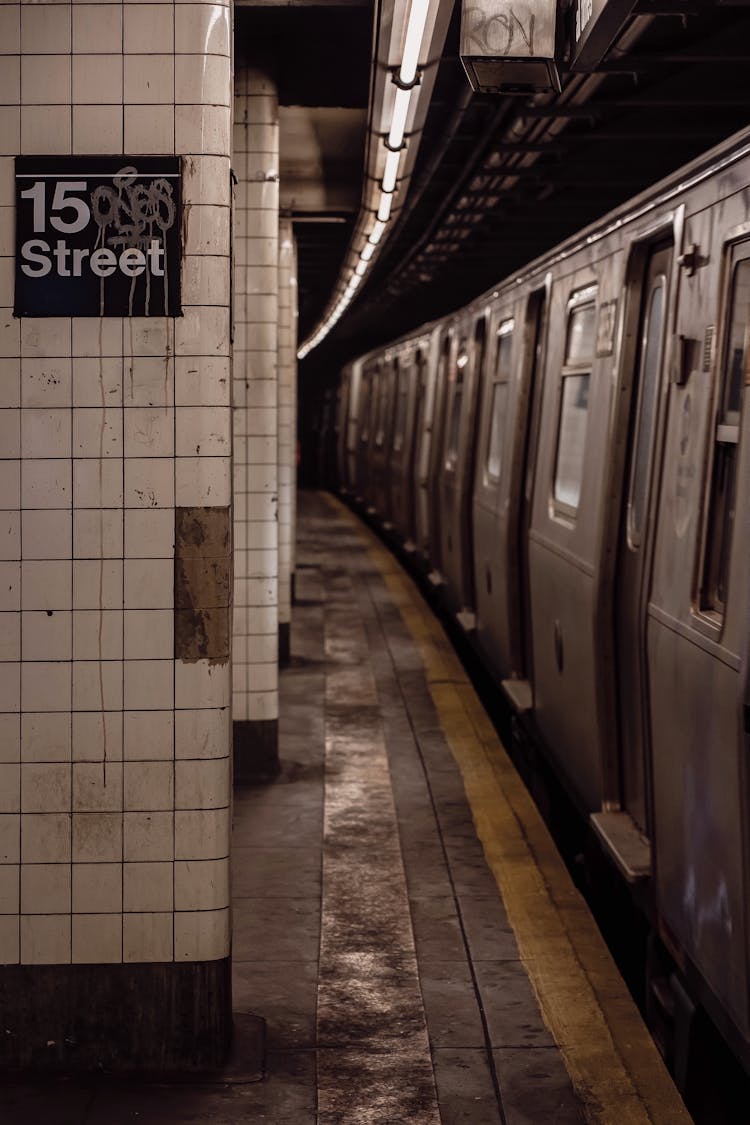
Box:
<box><xmin>615</xmin><ymin>242</ymin><xmax>672</xmax><ymax>836</ymax></box>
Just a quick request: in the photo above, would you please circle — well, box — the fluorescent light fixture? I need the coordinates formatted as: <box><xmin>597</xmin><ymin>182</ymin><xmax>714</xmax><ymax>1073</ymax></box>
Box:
<box><xmin>376</xmin><ymin>193</ymin><xmax>393</xmax><ymax>222</ymax></box>
<box><xmin>387</xmin><ymin>86</ymin><xmax>411</xmax><ymax>150</ymax></box>
<box><xmin>400</xmin><ymin>0</ymin><xmax>430</xmax><ymax>86</ymax></box>
<box><xmin>382</xmin><ymin>148</ymin><xmax>400</xmax><ymax>193</ymax></box>
<box><xmin>361</xmin><ymin>242</ymin><xmax>376</xmax><ymax>262</ymax></box>
<box><xmin>355</xmin><ymin>260</ymin><xmax>367</xmax><ymax>277</ymax></box>
<box><xmin>349</xmin><ymin>274</ymin><xmax>362</xmax><ymax>289</ymax></box>
<box><xmin>369</xmin><ymin>220</ymin><xmax>386</xmax><ymax>245</ymax></box>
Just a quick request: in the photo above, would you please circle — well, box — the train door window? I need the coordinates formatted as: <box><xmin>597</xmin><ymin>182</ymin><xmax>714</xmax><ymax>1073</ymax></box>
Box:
<box><xmin>445</xmin><ymin>339</ymin><xmax>468</xmax><ymax>470</ymax></box>
<box><xmin>392</xmin><ymin>359</ymin><xmax>410</xmax><ymax>454</ymax></box>
<box><xmin>360</xmin><ymin>369</ymin><xmax>375</xmax><ymax>444</ymax></box>
<box><xmin>374</xmin><ymin>366</ymin><xmax>391</xmax><ymax>448</ymax></box>
<box><xmin>486</xmin><ymin>318</ymin><xmax>514</xmax><ymax>483</ymax></box>
<box><xmin>627</xmin><ymin>279</ymin><xmax>666</xmax><ymax>547</ymax></box>
<box><xmin>553</xmin><ymin>286</ymin><xmax>597</xmax><ymax>513</ymax></box>
<box><xmin>700</xmin><ymin>245</ymin><xmax>749</xmax><ymax>617</ymax></box>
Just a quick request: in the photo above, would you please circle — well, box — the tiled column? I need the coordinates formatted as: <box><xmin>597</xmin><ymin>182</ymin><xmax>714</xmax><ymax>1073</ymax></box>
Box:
<box><xmin>277</xmin><ymin>217</ymin><xmax>297</xmax><ymax>665</ymax></box>
<box><xmin>0</xmin><ymin>0</ymin><xmax>233</xmax><ymax>1069</ymax></box>
<box><xmin>232</xmin><ymin>60</ymin><xmax>280</xmax><ymax>779</ymax></box>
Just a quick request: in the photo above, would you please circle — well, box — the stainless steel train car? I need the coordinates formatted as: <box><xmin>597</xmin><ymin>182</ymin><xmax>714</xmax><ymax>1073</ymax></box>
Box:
<box><xmin>336</xmin><ymin>127</ymin><xmax>750</xmax><ymax>1080</ymax></box>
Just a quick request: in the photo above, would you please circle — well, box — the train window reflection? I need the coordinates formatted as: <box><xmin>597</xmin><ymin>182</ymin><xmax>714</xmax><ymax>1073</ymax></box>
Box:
<box><xmin>701</xmin><ymin>251</ymin><xmax>749</xmax><ymax>616</ymax></box>
<box><xmin>445</xmin><ymin>342</ymin><xmax>468</xmax><ymax>470</ymax></box>
<box><xmin>486</xmin><ymin>321</ymin><xmax>513</xmax><ymax>483</ymax></box>
<box><xmin>553</xmin><ymin>293</ymin><xmax>596</xmax><ymax>513</ymax></box>
<box><xmin>392</xmin><ymin>361</ymin><xmax>410</xmax><ymax>454</ymax></box>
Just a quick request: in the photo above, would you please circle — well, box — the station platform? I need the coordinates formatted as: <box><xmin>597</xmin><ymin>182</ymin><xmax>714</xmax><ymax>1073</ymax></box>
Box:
<box><xmin>0</xmin><ymin>492</ymin><xmax>689</xmax><ymax>1124</ymax></box>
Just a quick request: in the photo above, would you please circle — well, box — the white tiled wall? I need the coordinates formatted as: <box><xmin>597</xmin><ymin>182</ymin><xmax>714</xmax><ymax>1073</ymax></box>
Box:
<box><xmin>277</xmin><ymin>218</ymin><xmax>296</xmax><ymax>631</ymax></box>
<box><xmin>0</xmin><ymin>0</ymin><xmax>233</xmax><ymax>966</ymax></box>
<box><xmin>232</xmin><ymin>63</ymin><xmax>279</xmax><ymax>723</ymax></box>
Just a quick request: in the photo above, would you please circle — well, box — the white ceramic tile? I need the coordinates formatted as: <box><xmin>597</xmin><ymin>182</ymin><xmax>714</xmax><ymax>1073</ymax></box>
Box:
<box><xmin>72</xmin><ymin>4</ymin><xmax>123</xmax><ymax>54</ymax></box>
<box><xmin>21</xmin><ymin>763</ymin><xmax>69</xmax><ymax>814</ymax></box>
<box><xmin>72</xmin><ymin>913</ymin><xmax>122</xmax><ymax>963</ymax></box>
<box><xmin>0</xmin><ymin>561</ymin><xmax>19</xmax><ymax>610</ymax></box>
<box><xmin>123</xmin><ymin>658</ymin><xmax>174</xmax><ymax>711</ymax></box>
<box><xmin>71</xmin><ymin>356</ymin><xmax>122</xmax><ymax>405</ymax></box>
<box><xmin>21</xmin><ymin>321</ymin><xmax>73</xmax><ymax>363</ymax></box>
<box><xmin>0</xmin><ymin>764</ymin><xmax>19</xmax><ymax>812</ymax></box>
<box><xmin>123</xmin><ymin>355</ymin><xmax>174</xmax><ymax>408</ymax></box>
<box><xmin>73</xmin><ymin>560</ymin><xmax>123</xmax><ymax>609</ymax></box>
<box><xmin>21</xmin><ymin>4</ymin><xmax>71</xmax><ymax>53</ymax></box>
<box><xmin>72</xmin><ymin>609</ymin><xmax>123</xmax><ymax>661</ymax></box>
<box><xmin>72</xmin><ymin>459</ymin><xmax>124</xmax><ymax>510</ymax></box>
<box><xmin>0</xmin><ymin>8</ymin><xmax>20</xmax><ymax>56</ymax></box>
<box><xmin>72</xmin><ymin>862</ymin><xmax>122</xmax><ymax>913</ymax></box>
<box><xmin>175</xmin><ymin>4</ymin><xmax>230</xmax><ymax>56</ymax></box>
<box><xmin>21</xmin><ymin>662</ymin><xmax>70</xmax><ymax>713</ymax></box>
<box><xmin>182</xmin><ymin>155</ymin><xmax>230</xmax><ymax>207</ymax></box>
<box><xmin>123</xmin><ymin>911</ymin><xmax>172</xmax><ymax>962</ymax></box>
<box><xmin>174</xmin><ymin>858</ymin><xmax>228</xmax><ymax>911</ymax></box>
<box><xmin>124</xmin><ymin>322</ymin><xmax>174</xmax><ymax>363</ymax></box>
<box><xmin>72</xmin><ymin>320</ymin><xmax>123</xmax><ymax>360</ymax></box>
<box><xmin>124</xmin><ymin>710</ymin><xmax>174</xmax><ymax>761</ymax></box>
<box><xmin>21</xmin><ymin>711</ymin><xmax>71</xmax><ymax>765</ymax></box>
<box><xmin>123</xmin><ymin>508</ymin><xmax>174</xmax><ymax>559</ymax></box>
<box><xmin>123</xmin><ymin>406</ymin><xmax>174</xmax><ymax>458</ymax></box>
<box><xmin>175</xmin><ymin>807</ymin><xmax>230</xmax><ymax>861</ymax></box>
<box><xmin>0</xmin><ymin>714</ymin><xmax>19</xmax><ymax>763</ymax></box>
<box><xmin>73</xmin><ymin>105</ymin><xmax>124</xmax><ymax>155</ymax></box>
<box><xmin>21</xmin><ymin>560</ymin><xmax>71</xmax><ymax>611</ymax></box>
<box><xmin>175</xmin><ymin>104</ymin><xmax>230</xmax><ymax>158</ymax></box>
<box><xmin>72</xmin><ymin>54</ymin><xmax>123</xmax><ymax>105</ymax></box>
<box><xmin>21</xmin><ymin>56</ymin><xmax>71</xmax><ymax>106</ymax></box>
<box><xmin>22</xmin><ymin>610</ymin><xmax>72</xmax><ymax>662</ymax></box>
<box><xmin>175</xmin><ymin>757</ymin><xmax>229</xmax><ymax>811</ymax></box>
<box><xmin>0</xmin><ymin>410</ymin><xmax>18</xmax><ymax>460</ymax></box>
<box><xmin>20</xmin><ymin>408</ymin><xmax>71</xmax><ymax>459</ymax></box>
<box><xmin>0</xmin><ymin>617</ymin><xmax>18</xmax><ymax>664</ymax></box>
<box><xmin>72</xmin><ymin>711</ymin><xmax>123</xmax><ymax>763</ymax></box>
<box><xmin>21</xmin><ymin>459</ymin><xmax>72</xmax><ymax>509</ymax></box>
<box><xmin>21</xmin><ymin>862</ymin><xmax>71</xmax><ymax>913</ymax></box>
<box><xmin>123</xmin><ymin>609</ymin><xmax>173</xmax><ymax>659</ymax></box>
<box><xmin>241</xmin><ymin>690</ymin><xmax>277</xmax><ymax>722</ymax></box>
<box><xmin>0</xmin><ymin>915</ymin><xmax>19</xmax><ymax>962</ymax></box>
<box><xmin>0</xmin><ymin>864</ymin><xmax>18</xmax><ymax>913</ymax></box>
<box><xmin>175</xmin><ymin>306</ymin><xmax>229</xmax><ymax>358</ymax></box>
<box><xmin>72</xmin><ymin>812</ymin><xmax>122</xmax><ymax>863</ymax></box>
<box><xmin>124</xmin><ymin>5</ymin><xmax>174</xmax><ymax>53</ymax></box>
<box><xmin>0</xmin><ymin>814</ymin><xmax>19</xmax><ymax>863</ymax></box>
<box><xmin>123</xmin><ymin>861</ymin><xmax>173</xmax><ymax>912</ymax></box>
<box><xmin>175</xmin><ymin>356</ymin><xmax>229</xmax><ymax>407</ymax></box>
<box><xmin>175</xmin><ymin>455</ymin><xmax>230</xmax><ymax>507</ymax></box>
<box><xmin>123</xmin><ymin>54</ymin><xmax>175</xmax><ymax>105</ymax></box>
<box><xmin>20</xmin><ymin>914</ymin><xmax>71</xmax><ymax>964</ymax></box>
<box><xmin>21</xmin><ymin>813</ymin><xmax>71</xmax><ymax>863</ymax></box>
<box><xmin>175</xmin><ymin>660</ymin><xmax>230</xmax><ymax>710</ymax></box>
<box><xmin>0</xmin><ymin>462</ymin><xmax>19</xmax><ymax>508</ymax></box>
<box><xmin>175</xmin><ymin>53</ymin><xmax>229</xmax><ymax>106</ymax></box>
<box><xmin>124</xmin><ymin>457</ymin><xmax>175</xmax><ymax>509</ymax></box>
<box><xmin>73</xmin><ymin>762</ymin><xmax>123</xmax><ymax>812</ymax></box>
<box><xmin>0</xmin><ymin>305</ymin><xmax>21</xmax><ymax>355</ymax></box>
<box><xmin>20</xmin><ymin>106</ymin><xmax>71</xmax><ymax>155</ymax></box>
<box><xmin>73</xmin><ymin>509</ymin><xmax>124</xmax><ymax>559</ymax></box>
<box><xmin>73</xmin><ymin>408</ymin><xmax>123</xmax><ymax>458</ymax></box>
<box><xmin>22</xmin><ymin>509</ymin><xmax>72</xmax><ymax>560</ymax></box>
<box><xmin>123</xmin><ymin>811</ymin><xmax>173</xmax><ymax>862</ymax></box>
<box><xmin>124</xmin><ymin>104</ymin><xmax>175</xmax><ymax>154</ymax></box>
<box><xmin>72</xmin><ymin>659</ymin><xmax>123</xmax><ymax>712</ymax></box>
<box><xmin>123</xmin><ymin>558</ymin><xmax>173</xmax><ymax>609</ymax></box>
<box><xmin>0</xmin><ymin>359</ymin><xmax>20</xmax><ymax>408</ymax></box>
<box><xmin>174</xmin><ymin>906</ymin><xmax>228</xmax><ymax>961</ymax></box>
<box><xmin>124</xmin><ymin>761</ymin><xmax>173</xmax><ymax>811</ymax></box>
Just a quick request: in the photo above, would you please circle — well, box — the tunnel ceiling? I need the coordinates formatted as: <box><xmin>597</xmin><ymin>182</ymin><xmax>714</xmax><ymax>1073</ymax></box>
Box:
<box><xmin>235</xmin><ymin>2</ymin><xmax>750</xmax><ymax>381</ymax></box>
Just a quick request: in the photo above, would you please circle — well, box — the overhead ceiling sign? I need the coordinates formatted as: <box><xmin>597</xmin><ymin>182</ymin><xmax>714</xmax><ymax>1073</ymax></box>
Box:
<box><xmin>14</xmin><ymin>156</ymin><xmax>182</xmax><ymax>318</ymax></box>
<box><xmin>568</xmin><ymin>0</ymin><xmax>635</xmax><ymax>71</ymax></box>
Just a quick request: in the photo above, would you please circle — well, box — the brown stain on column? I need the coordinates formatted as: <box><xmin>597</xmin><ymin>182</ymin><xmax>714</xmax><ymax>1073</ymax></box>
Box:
<box><xmin>174</xmin><ymin>507</ymin><xmax>231</xmax><ymax>665</ymax></box>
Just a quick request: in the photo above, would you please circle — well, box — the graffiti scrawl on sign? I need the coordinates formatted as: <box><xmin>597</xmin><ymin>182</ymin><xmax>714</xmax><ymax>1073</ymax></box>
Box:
<box><xmin>14</xmin><ymin>156</ymin><xmax>182</xmax><ymax>318</ymax></box>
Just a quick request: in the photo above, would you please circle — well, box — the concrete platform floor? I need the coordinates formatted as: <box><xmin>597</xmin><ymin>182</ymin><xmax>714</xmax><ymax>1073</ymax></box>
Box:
<box><xmin>0</xmin><ymin>492</ymin><xmax>687</xmax><ymax>1124</ymax></box>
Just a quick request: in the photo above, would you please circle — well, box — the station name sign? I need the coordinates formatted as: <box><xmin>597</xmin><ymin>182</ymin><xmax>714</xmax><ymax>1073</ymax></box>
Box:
<box><xmin>15</xmin><ymin>156</ymin><xmax>182</xmax><ymax>318</ymax></box>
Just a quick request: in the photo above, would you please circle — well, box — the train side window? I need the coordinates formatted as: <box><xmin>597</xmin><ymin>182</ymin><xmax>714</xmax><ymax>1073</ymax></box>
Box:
<box><xmin>700</xmin><ymin>247</ymin><xmax>749</xmax><ymax>617</ymax></box>
<box><xmin>553</xmin><ymin>287</ymin><xmax>597</xmax><ymax>513</ymax></box>
<box><xmin>360</xmin><ymin>372</ymin><xmax>374</xmax><ymax>443</ymax></box>
<box><xmin>445</xmin><ymin>340</ymin><xmax>468</xmax><ymax>470</ymax></box>
<box><xmin>392</xmin><ymin>360</ymin><xmax>410</xmax><ymax>454</ymax></box>
<box><xmin>628</xmin><ymin>279</ymin><xmax>666</xmax><ymax>547</ymax></box>
<box><xmin>486</xmin><ymin>318</ymin><xmax>514</xmax><ymax>483</ymax></box>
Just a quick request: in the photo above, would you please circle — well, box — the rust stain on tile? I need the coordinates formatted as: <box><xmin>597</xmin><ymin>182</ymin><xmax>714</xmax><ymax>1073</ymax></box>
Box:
<box><xmin>174</xmin><ymin>507</ymin><xmax>231</xmax><ymax>665</ymax></box>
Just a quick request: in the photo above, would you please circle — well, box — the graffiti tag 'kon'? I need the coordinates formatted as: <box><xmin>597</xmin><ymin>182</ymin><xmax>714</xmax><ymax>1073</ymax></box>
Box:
<box><xmin>463</xmin><ymin>6</ymin><xmax>536</xmax><ymax>56</ymax></box>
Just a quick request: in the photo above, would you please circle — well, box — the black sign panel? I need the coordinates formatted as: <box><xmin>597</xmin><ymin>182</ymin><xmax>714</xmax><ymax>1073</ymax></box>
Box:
<box><xmin>15</xmin><ymin>156</ymin><xmax>182</xmax><ymax>318</ymax></box>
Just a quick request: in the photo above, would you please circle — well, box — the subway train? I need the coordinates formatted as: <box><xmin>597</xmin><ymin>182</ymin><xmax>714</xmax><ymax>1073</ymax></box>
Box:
<box><xmin>332</xmin><ymin>127</ymin><xmax>750</xmax><ymax>1085</ymax></box>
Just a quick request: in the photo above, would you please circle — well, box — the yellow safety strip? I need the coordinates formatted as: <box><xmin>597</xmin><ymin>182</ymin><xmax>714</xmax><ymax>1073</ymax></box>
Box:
<box><xmin>325</xmin><ymin>494</ymin><xmax>692</xmax><ymax>1125</ymax></box>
